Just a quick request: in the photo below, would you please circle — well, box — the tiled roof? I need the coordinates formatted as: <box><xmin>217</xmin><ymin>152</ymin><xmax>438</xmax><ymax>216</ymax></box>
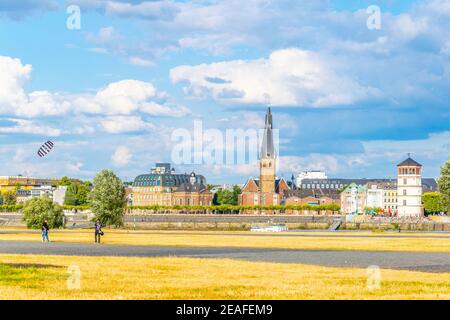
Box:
<box><xmin>176</xmin><ymin>182</ymin><xmax>208</xmax><ymax>193</ymax></box>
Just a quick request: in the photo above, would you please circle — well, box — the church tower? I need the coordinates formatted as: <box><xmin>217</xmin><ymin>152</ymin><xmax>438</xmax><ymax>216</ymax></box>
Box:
<box><xmin>259</xmin><ymin>107</ymin><xmax>276</xmax><ymax>198</ymax></box>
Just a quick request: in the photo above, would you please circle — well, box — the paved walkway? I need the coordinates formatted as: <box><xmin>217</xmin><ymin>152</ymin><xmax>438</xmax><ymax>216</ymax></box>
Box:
<box><xmin>2</xmin><ymin>229</ymin><xmax>450</xmax><ymax>239</ymax></box>
<box><xmin>0</xmin><ymin>240</ymin><xmax>449</xmax><ymax>273</ymax></box>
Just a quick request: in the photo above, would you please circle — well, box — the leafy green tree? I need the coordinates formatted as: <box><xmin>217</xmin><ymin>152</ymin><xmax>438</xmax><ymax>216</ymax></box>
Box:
<box><xmin>58</xmin><ymin>176</ymin><xmax>72</xmax><ymax>186</ymax></box>
<box><xmin>232</xmin><ymin>185</ymin><xmax>242</xmax><ymax>202</ymax></box>
<box><xmin>22</xmin><ymin>197</ymin><xmax>64</xmax><ymax>229</ymax></box>
<box><xmin>76</xmin><ymin>184</ymin><xmax>90</xmax><ymax>205</ymax></box>
<box><xmin>83</xmin><ymin>181</ymin><xmax>93</xmax><ymax>188</ymax></box>
<box><xmin>214</xmin><ymin>185</ymin><xmax>242</xmax><ymax>205</ymax></box>
<box><xmin>64</xmin><ymin>184</ymin><xmax>79</xmax><ymax>206</ymax></box>
<box><xmin>0</xmin><ymin>193</ymin><xmax>3</xmax><ymax>205</ymax></box>
<box><xmin>2</xmin><ymin>190</ymin><xmax>16</xmax><ymax>205</ymax></box>
<box><xmin>212</xmin><ymin>192</ymin><xmax>219</xmax><ymax>205</ymax></box>
<box><xmin>422</xmin><ymin>192</ymin><xmax>445</xmax><ymax>214</ymax></box>
<box><xmin>88</xmin><ymin>170</ymin><xmax>126</xmax><ymax>226</ymax></box>
<box><xmin>438</xmin><ymin>157</ymin><xmax>450</xmax><ymax>213</ymax></box>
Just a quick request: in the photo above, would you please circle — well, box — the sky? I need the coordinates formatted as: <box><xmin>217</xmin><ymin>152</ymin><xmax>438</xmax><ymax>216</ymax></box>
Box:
<box><xmin>0</xmin><ymin>0</ymin><xmax>449</xmax><ymax>184</ymax></box>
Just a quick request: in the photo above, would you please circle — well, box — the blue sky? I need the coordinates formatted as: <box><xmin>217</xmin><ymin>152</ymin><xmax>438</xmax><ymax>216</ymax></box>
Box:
<box><xmin>0</xmin><ymin>0</ymin><xmax>449</xmax><ymax>184</ymax></box>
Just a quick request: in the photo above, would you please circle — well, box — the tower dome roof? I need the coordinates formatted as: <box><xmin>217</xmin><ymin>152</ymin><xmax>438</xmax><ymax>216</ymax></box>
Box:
<box><xmin>397</xmin><ymin>157</ymin><xmax>422</xmax><ymax>167</ymax></box>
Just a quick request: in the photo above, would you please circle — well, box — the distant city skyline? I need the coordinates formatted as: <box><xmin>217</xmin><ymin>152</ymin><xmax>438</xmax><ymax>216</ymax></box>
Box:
<box><xmin>0</xmin><ymin>0</ymin><xmax>449</xmax><ymax>184</ymax></box>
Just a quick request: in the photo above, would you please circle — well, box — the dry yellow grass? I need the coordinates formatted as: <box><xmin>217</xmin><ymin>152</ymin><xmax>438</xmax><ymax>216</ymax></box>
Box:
<box><xmin>0</xmin><ymin>253</ymin><xmax>449</xmax><ymax>300</ymax></box>
<box><xmin>1</xmin><ymin>229</ymin><xmax>450</xmax><ymax>252</ymax></box>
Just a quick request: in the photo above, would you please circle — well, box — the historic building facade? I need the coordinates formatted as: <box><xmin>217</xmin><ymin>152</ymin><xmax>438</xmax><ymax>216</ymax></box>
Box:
<box><xmin>284</xmin><ymin>189</ymin><xmax>340</xmax><ymax>207</ymax></box>
<box><xmin>340</xmin><ymin>183</ymin><xmax>368</xmax><ymax>214</ymax></box>
<box><xmin>131</xmin><ymin>163</ymin><xmax>213</xmax><ymax>206</ymax></box>
<box><xmin>397</xmin><ymin>157</ymin><xmax>423</xmax><ymax>217</ymax></box>
<box><xmin>239</xmin><ymin>107</ymin><xmax>291</xmax><ymax>206</ymax></box>
<box><xmin>0</xmin><ymin>176</ymin><xmax>59</xmax><ymax>193</ymax></box>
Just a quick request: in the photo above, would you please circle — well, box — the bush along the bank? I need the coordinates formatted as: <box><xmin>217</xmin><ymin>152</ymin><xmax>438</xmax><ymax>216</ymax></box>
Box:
<box><xmin>0</xmin><ymin>204</ymin><xmax>24</xmax><ymax>212</ymax></box>
<box><xmin>128</xmin><ymin>204</ymin><xmax>340</xmax><ymax>214</ymax></box>
<box><xmin>22</xmin><ymin>197</ymin><xmax>65</xmax><ymax>229</ymax></box>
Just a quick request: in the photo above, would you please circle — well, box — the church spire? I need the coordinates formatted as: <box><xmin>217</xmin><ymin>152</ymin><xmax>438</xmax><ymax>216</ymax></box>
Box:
<box><xmin>260</xmin><ymin>106</ymin><xmax>275</xmax><ymax>159</ymax></box>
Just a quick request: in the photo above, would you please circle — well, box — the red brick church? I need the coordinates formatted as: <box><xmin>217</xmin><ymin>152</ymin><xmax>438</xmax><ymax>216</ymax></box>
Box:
<box><xmin>239</xmin><ymin>107</ymin><xmax>290</xmax><ymax>205</ymax></box>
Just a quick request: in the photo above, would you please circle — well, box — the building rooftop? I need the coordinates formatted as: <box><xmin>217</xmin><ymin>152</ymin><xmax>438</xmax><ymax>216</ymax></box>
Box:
<box><xmin>176</xmin><ymin>182</ymin><xmax>208</xmax><ymax>193</ymax></box>
<box><xmin>397</xmin><ymin>157</ymin><xmax>422</xmax><ymax>167</ymax></box>
<box><xmin>133</xmin><ymin>165</ymin><xmax>207</xmax><ymax>187</ymax></box>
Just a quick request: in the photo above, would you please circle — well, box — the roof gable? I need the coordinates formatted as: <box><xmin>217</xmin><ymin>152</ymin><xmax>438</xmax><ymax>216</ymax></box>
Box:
<box><xmin>242</xmin><ymin>178</ymin><xmax>259</xmax><ymax>192</ymax></box>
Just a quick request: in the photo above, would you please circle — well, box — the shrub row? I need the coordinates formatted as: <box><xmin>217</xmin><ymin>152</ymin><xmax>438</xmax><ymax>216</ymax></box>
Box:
<box><xmin>1</xmin><ymin>204</ymin><xmax>341</xmax><ymax>213</ymax></box>
<box><xmin>128</xmin><ymin>204</ymin><xmax>340</xmax><ymax>212</ymax></box>
<box><xmin>0</xmin><ymin>204</ymin><xmax>91</xmax><ymax>212</ymax></box>
<box><xmin>0</xmin><ymin>204</ymin><xmax>24</xmax><ymax>212</ymax></box>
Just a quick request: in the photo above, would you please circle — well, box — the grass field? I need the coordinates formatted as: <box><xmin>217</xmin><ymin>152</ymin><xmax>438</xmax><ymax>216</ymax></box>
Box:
<box><xmin>1</xmin><ymin>229</ymin><xmax>450</xmax><ymax>252</ymax></box>
<box><xmin>1</xmin><ymin>253</ymin><xmax>450</xmax><ymax>300</ymax></box>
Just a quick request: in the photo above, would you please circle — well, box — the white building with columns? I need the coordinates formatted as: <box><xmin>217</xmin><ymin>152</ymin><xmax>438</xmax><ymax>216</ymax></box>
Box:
<box><xmin>397</xmin><ymin>156</ymin><xmax>423</xmax><ymax>217</ymax></box>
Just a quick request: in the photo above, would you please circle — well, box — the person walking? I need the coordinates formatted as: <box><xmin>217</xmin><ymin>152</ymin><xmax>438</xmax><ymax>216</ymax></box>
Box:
<box><xmin>94</xmin><ymin>220</ymin><xmax>104</xmax><ymax>244</ymax></box>
<box><xmin>41</xmin><ymin>220</ymin><xmax>50</xmax><ymax>242</ymax></box>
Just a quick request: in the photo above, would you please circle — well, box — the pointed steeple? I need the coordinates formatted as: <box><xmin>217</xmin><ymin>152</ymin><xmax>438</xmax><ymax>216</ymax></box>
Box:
<box><xmin>260</xmin><ymin>107</ymin><xmax>275</xmax><ymax>159</ymax></box>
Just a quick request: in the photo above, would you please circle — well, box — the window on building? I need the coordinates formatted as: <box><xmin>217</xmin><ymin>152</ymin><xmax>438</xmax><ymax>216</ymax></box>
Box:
<box><xmin>403</xmin><ymin>178</ymin><xmax>407</xmax><ymax>185</ymax></box>
<box><xmin>403</xmin><ymin>189</ymin><xmax>407</xmax><ymax>196</ymax></box>
<box><xmin>403</xmin><ymin>200</ymin><xmax>407</xmax><ymax>206</ymax></box>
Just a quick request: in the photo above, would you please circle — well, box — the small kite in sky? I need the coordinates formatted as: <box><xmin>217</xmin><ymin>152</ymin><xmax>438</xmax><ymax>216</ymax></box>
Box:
<box><xmin>37</xmin><ymin>140</ymin><xmax>54</xmax><ymax>158</ymax></box>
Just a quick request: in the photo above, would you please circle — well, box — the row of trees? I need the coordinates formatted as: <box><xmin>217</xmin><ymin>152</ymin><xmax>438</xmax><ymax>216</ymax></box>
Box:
<box><xmin>23</xmin><ymin>170</ymin><xmax>126</xmax><ymax>229</ymax></box>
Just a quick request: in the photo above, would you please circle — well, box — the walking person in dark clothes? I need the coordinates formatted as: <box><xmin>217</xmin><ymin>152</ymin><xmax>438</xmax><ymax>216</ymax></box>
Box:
<box><xmin>94</xmin><ymin>220</ymin><xmax>104</xmax><ymax>243</ymax></box>
<box><xmin>42</xmin><ymin>220</ymin><xmax>50</xmax><ymax>242</ymax></box>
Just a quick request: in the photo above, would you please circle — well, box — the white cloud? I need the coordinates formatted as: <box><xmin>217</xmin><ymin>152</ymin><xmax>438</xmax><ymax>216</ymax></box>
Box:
<box><xmin>0</xmin><ymin>0</ymin><xmax>58</xmax><ymax>19</ymax></box>
<box><xmin>91</xmin><ymin>80</ymin><xmax>157</xmax><ymax>114</ymax></box>
<box><xmin>128</xmin><ymin>56</ymin><xmax>154</xmax><ymax>67</ymax></box>
<box><xmin>103</xmin><ymin>0</ymin><xmax>180</xmax><ymax>20</ymax></box>
<box><xmin>0</xmin><ymin>56</ymin><xmax>69</xmax><ymax>117</ymax></box>
<box><xmin>88</xmin><ymin>47</ymin><xmax>110</xmax><ymax>54</ymax></box>
<box><xmin>86</xmin><ymin>26</ymin><xmax>122</xmax><ymax>44</ymax></box>
<box><xmin>73</xmin><ymin>80</ymin><xmax>190</xmax><ymax>116</ymax></box>
<box><xmin>390</xmin><ymin>14</ymin><xmax>429</xmax><ymax>41</ymax></box>
<box><xmin>178</xmin><ymin>34</ymin><xmax>247</xmax><ymax>55</ymax></box>
<box><xmin>0</xmin><ymin>118</ymin><xmax>61</xmax><ymax>136</ymax></box>
<box><xmin>0</xmin><ymin>56</ymin><xmax>190</xmax><ymax>119</ymax></box>
<box><xmin>100</xmin><ymin>116</ymin><xmax>154</xmax><ymax>134</ymax></box>
<box><xmin>280</xmin><ymin>155</ymin><xmax>340</xmax><ymax>175</ymax></box>
<box><xmin>171</xmin><ymin>48</ymin><xmax>381</xmax><ymax>107</ymax></box>
<box><xmin>65</xmin><ymin>162</ymin><xmax>84</xmax><ymax>173</ymax></box>
<box><xmin>112</xmin><ymin>145</ymin><xmax>132</xmax><ymax>166</ymax></box>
